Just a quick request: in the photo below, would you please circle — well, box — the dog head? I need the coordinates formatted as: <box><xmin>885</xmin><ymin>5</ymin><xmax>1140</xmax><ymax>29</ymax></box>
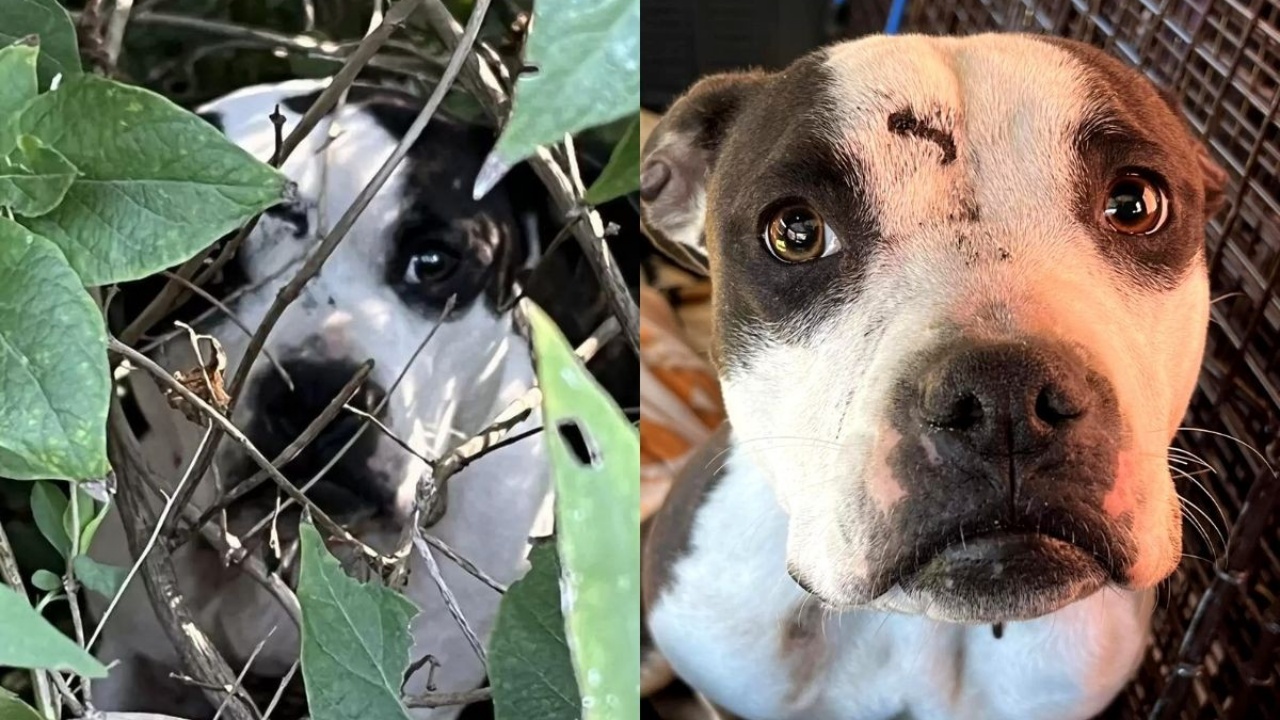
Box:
<box><xmin>642</xmin><ymin>35</ymin><xmax>1226</xmax><ymax>623</ymax></box>
<box><xmin>146</xmin><ymin>81</ymin><xmax>543</xmax><ymax>528</ymax></box>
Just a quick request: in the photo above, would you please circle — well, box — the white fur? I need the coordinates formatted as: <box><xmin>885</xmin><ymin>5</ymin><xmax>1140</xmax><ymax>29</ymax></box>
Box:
<box><xmin>90</xmin><ymin>80</ymin><xmax>549</xmax><ymax>718</ymax></box>
<box><xmin>649</xmin><ymin>442</ymin><xmax>1154</xmax><ymax>720</ymax></box>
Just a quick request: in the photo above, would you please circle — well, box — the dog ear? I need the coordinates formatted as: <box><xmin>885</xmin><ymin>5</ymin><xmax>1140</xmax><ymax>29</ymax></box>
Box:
<box><xmin>1153</xmin><ymin>85</ymin><xmax>1229</xmax><ymax>218</ymax></box>
<box><xmin>1196</xmin><ymin>144</ymin><xmax>1229</xmax><ymax>217</ymax></box>
<box><xmin>641</xmin><ymin>71</ymin><xmax>766</xmax><ymax>276</ymax></box>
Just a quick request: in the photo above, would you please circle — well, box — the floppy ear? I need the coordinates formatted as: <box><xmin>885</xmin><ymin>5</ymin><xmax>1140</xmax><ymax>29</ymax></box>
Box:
<box><xmin>641</xmin><ymin>72</ymin><xmax>766</xmax><ymax>276</ymax></box>
<box><xmin>1196</xmin><ymin>144</ymin><xmax>1229</xmax><ymax>217</ymax></box>
<box><xmin>1153</xmin><ymin>85</ymin><xmax>1229</xmax><ymax>218</ymax></box>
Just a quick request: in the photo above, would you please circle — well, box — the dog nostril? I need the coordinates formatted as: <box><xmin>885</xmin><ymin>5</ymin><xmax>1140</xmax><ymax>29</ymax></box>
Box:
<box><xmin>1034</xmin><ymin>385</ymin><xmax>1082</xmax><ymax>427</ymax></box>
<box><xmin>929</xmin><ymin>392</ymin><xmax>985</xmax><ymax>431</ymax></box>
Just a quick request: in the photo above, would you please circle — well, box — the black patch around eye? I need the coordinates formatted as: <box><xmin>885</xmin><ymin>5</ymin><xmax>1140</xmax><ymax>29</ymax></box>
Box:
<box><xmin>264</xmin><ymin>201</ymin><xmax>310</xmax><ymax>238</ymax></box>
<box><xmin>384</xmin><ymin>210</ymin><xmax>505</xmax><ymax>315</ymax></box>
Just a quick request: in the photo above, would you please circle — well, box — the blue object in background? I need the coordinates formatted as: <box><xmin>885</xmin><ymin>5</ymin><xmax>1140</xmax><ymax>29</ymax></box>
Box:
<box><xmin>885</xmin><ymin>0</ymin><xmax>909</xmax><ymax>33</ymax></box>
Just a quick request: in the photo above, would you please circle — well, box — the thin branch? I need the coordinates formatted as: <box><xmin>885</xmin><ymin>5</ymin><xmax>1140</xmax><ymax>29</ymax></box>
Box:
<box><xmin>109</xmin><ymin>338</ymin><xmax>389</xmax><ymax>565</ymax></box>
<box><xmin>106</xmin><ymin>406</ymin><xmax>256</xmax><ymax>720</ymax></box>
<box><xmin>175</xmin><ymin>361</ymin><xmax>374</xmax><ymax>549</ymax></box>
<box><xmin>118</xmin><ymin>0</ymin><xmax>427</xmax><ymax>350</ymax></box>
<box><xmin>404</xmin><ymin>687</ymin><xmax>492</xmax><ymax>708</ymax></box>
<box><xmin>418</xmin><ymin>0</ymin><xmax>640</xmax><ymax>355</ymax></box>
<box><xmin>418</xmin><ymin>532</ymin><xmax>507</xmax><ymax>594</ymax></box>
<box><xmin>414</xmin><ymin>535</ymin><xmax>486</xmax><ymax>666</ymax></box>
<box><xmin>212</xmin><ymin>626</ymin><xmax>276</xmax><ymax>720</ymax></box>
<box><xmin>104</xmin><ymin>0</ymin><xmax>136</xmax><ymax>67</ymax></box>
<box><xmin>160</xmin><ymin>270</ymin><xmax>293</xmax><ymax>390</ymax></box>
<box><xmin>260</xmin><ymin>658</ymin><xmax>300</xmax><ymax>720</ymax></box>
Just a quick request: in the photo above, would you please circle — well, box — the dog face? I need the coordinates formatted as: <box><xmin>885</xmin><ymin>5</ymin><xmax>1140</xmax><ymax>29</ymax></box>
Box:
<box><xmin>154</xmin><ymin>81</ymin><xmax>539</xmax><ymax>527</ymax></box>
<box><xmin>642</xmin><ymin>35</ymin><xmax>1226</xmax><ymax>623</ymax></box>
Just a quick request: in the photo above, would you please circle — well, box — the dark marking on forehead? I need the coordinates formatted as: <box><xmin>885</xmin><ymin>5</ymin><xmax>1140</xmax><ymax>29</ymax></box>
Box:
<box><xmin>705</xmin><ymin>51</ymin><xmax>882</xmax><ymax>375</ymax></box>
<box><xmin>1032</xmin><ymin>36</ymin><xmax>1211</xmax><ymax>291</ymax></box>
<box><xmin>888</xmin><ymin>109</ymin><xmax>957</xmax><ymax>165</ymax></box>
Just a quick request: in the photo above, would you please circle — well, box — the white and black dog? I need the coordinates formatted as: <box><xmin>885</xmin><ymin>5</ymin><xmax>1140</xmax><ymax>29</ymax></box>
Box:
<box><xmin>90</xmin><ymin>78</ymin><xmax>620</xmax><ymax>717</ymax></box>
<box><xmin>641</xmin><ymin>35</ymin><xmax>1225</xmax><ymax>720</ymax></box>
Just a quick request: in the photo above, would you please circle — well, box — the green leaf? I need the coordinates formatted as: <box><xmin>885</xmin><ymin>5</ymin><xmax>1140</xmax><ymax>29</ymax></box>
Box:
<box><xmin>0</xmin><ymin>219</ymin><xmax>109</xmax><ymax>480</ymax></box>
<box><xmin>30</xmin><ymin>568</ymin><xmax>60</xmax><ymax>592</ymax></box>
<box><xmin>0</xmin><ymin>40</ymin><xmax>39</xmax><ymax>154</ymax></box>
<box><xmin>61</xmin><ymin>484</ymin><xmax>96</xmax><ymax>554</ymax></box>
<box><xmin>296</xmin><ymin>522</ymin><xmax>417</xmax><ymax>720</ymax></box>
<box><xmin>15</xmin><ymin>75</ymin><xmax>288</xmax><ymax>285</ymax></box>
<box><xmin>0</xmin><ymin>688</ymin><xmax>45</xmax><ymax>720</ymax></box>
<box><xmin>0</xmin><ymin>0</ymin><xmax>82</xmax><ymax>90</ymax></box>
<box><xmin>72</xmin><ymin>555</ymin><xmax>128</xmax><ymax>600</ymax></box>
<box><xmin>30</xmin><ymin>482</ymin><xmax>70</xmax><ymax>558</ymax></box>
<box><xmin>489</xmin><ymin>539</ymin><xmax>580</xmax><ymax>720</ymax></box>
<box><xmin>0</xmin><ymin>134</ymin><xmax>80</xmax><ymax>217</ymax></box>
<box><xmin>0</xmin><ymin>585</ymin><xmax>107</xmax><ymax>677</ymax></box>
<box><xmin>528</xmin><ymin>303</ymin><xmax>640</xmax><ymax>720</ymax></box>
<box><xmin>78</xmin><ymin>494</ymin><xmax>111</xmax><ymax>551</ymax></box>
<box><xmin>584</xmin><ymin>115</ymin><xmax>640</xmax><ymax>205</ymax></box>
<box><xmin>476</xmin><ymin>0</ymin><xmax>640</xmax><ymax>197</ymax></box>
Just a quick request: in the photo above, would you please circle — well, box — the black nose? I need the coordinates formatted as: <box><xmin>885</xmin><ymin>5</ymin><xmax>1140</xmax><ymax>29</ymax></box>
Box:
<box><xmin>243</xmin><ymin>359</ymin><xmax>394</xmax><ymax>516</ymax></box>
<box><xmin>917</xmin><ymin>340</ymin><xmax>1095</xmax><ymax>457</ymax></box>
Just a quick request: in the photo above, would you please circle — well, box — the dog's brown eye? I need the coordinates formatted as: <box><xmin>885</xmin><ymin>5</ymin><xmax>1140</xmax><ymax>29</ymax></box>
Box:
<box><xmin>1104</xmin><ymin>175</ymin><xmax>1166</xmax><ymax>235</ymax></box>
<box><xmin>764</xmin><ymin>205</ymin><xmax>834</xmax><ymax>263</ymax></box>
<box><xmin>406</xmin><ymin>247</ymin><xmax>460</xmax><ymax>284</ymax></box>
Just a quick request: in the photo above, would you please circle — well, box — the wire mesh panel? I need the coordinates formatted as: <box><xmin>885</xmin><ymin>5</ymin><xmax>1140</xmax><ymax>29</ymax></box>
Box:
<box><xmin>907</xmin><ymin>1</ymin><xmax>1280</xmax><ymax>718</ymax></box>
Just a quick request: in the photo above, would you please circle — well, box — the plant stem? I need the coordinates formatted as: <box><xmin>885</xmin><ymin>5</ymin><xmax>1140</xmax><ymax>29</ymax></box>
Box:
<box><xmin>0</xmin><ymin>522</ymin><xmax>58</xmax><ymax>720</ymax></box>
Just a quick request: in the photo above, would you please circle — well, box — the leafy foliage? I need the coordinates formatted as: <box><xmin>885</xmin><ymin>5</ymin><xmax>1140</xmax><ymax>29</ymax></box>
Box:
<box><xmin>0</xmin><ymin>39</ymin><xmax>286</xmax><ymax>481</ymax></box>
<box><xmin>297</xmin><ymin>522</ymin><xmax>418</xmax><ymax>720</ymax></box>
<box><xmin>585</xmin><ymin>115</ymin><xmax>640</xmax><ymax>205</ymax></box>
<box><xmin>489</xmin><ymin>539</ymin><xmax>581</xmax><ymax>720</ymax></box>
<box><xmin>479</xmin><ymin>0</ymin><xmax>640</xmax><ymax>193</ymax></box>
<box><xmin>527</xmin><ymin>304</ymin><xmax>641</xmax><ymax>720</ymax></box>
<box><xmin>0</xmin><ymin>585</ymin><xmax>106</xmax><ymax>677</ymax></box>
<box><xmin>0</xmin><ymin>0</ymin><xmax>80</xmax><ymax>90</ymax></box>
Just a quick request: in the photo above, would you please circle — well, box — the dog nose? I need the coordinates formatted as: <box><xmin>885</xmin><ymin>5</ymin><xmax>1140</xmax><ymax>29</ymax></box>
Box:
<box><xmin>245</xmin><ymin>359</ymin><xmax>395</xmax><ymax>516</ymax></box>
<box><xmin>917</xmin><ymin>340</ymin><xmax>1093</xmax><ymax>457</ymax></box>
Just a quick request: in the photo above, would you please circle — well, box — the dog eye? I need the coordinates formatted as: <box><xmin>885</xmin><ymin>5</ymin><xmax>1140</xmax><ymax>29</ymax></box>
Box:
<box><xmin>404</xmin><ymin>247</ymin><xmax>461</xmax><ymax>285</ymax></box>
<box><xmin>1103</xmin><ymin>174</ymin><xmax>1167</xmax><ymax>235</ymax></box>
<box><xmin>763</xmin><ymin>204</ymin><xmax>841</xmax><ymax>263</ymax></box>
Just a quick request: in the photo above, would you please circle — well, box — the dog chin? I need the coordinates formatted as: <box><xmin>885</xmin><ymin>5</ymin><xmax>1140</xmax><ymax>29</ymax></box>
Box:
<box><xmin>894</xmin><ymin>534</ymin><xmax>1110</xmax><ymax>623</ymax></box>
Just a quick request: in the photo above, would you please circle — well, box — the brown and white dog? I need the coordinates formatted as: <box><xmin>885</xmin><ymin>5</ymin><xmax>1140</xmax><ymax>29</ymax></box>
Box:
<box><xmin>641</xmin><ymin>34</ymin><xmax>1225</xmax><ymax>720</ymax></box>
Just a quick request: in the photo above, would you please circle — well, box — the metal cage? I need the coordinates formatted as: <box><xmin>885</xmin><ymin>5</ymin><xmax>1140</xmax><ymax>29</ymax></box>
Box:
<box><xmin>906</xmin><ymin>1</ymin><xmax>1280</xmax><ymax>718</ymax></box>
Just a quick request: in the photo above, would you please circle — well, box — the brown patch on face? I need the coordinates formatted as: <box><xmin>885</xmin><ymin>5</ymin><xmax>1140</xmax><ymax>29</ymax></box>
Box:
<box><xmin>779</xmin><ymin>601</ymin><xmax>829</xmax><ymax>705</ymax></box>
<box><xmin>1103</xmin><ymin>449</ymin><xmax>1141</xmax><ymax>519</ymax></box>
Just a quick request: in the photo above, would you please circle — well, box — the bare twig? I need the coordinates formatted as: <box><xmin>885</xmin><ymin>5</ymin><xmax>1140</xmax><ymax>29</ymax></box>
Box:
<box><xmin>160</xmin><ymin>271</ymin><xmax>293</xmax><ymax>390</ymax></box>
<box><xmin>104</xmin><ymin>0</ymin><xmax>136</xmax><ymax>67</ymax></box>
<box><xmin>119</xmin><ymin>0</ymin><xmax>427</xmax><ymax>351</ymax></box>
<box><xmin>418</xmin><ymin>532</ymin><xmax>507</xmax><ymax>594</ymax></box>
<box><xmin>417</xmin><ymin>0</ymin><xmax>640</xmax><ymax>355</ymax></box>
<box><xmin>404</xmin><ymin>687</ymin><xmax>492</xmax><ymax>708</ymax></box>
<box><xmin>212</xmin><ymin>626</ymin><xmax>276</xmax><ymax>720</ymax></box>
<box><xmin>414</xmin><ymin>535</ymin><xmax>487</xmax><ymax>666</ymax></box>
<box><xmin>0</xmin><ymin>523</ymin><xmax>58</xmax><ymax>720</ymax></box>
<box><xmin>109</xmin><ymin>338</ymin><xmax>388</xmax><ymax>565</ymax></box>
<box><xmin>176</xmin><ymin>361</ymin><xmax>374</xmax><ymax>548</ymax></box>
<box><xmin>260</xmin><ymin>658</ymin><xmax>300</xmax><ymax>720</ymax></box>
<box><xmin>106</xmin><ymin>406</ymin><xmax>256</xmax><ymax>720</ymax></box>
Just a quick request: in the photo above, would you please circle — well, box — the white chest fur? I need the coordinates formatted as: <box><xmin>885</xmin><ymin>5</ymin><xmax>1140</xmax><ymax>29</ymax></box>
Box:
<box><xmin>647</xmin><ymin>443</ymin><xmax>1155</xmax><ymax>720</ymax></box>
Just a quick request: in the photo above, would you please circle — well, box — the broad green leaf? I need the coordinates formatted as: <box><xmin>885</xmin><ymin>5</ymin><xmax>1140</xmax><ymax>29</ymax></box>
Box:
<box><xmin>528</xmin><ymin>303</ymin><xmax>640</xmax><ymax>720</ymax></box>
<box><xmin>0</xmin><ymin>585</ymin><xmax>107</xmax><ymax>677</ymax></box>
<box><xmin>31</xmin><ymin>568</ymin><xmax>60</xmax><ymax>592</ymax></box>
<box><xmin>0</xmin><ymin>134</ymin><xmax>80</xmax><ymax>217</ymax></box>
<box><xmin>0</xmin><ymin>219</ymin><xmax>109</xmax><ymax>480</ymax></box>
<box><xmin>296</xmin><ymin>522</ymin><xmax>417</xmax><ymax>720</ymax></box>
<box><xmin>0</xmin><ymin>40</ymin><xmax>39</xmax><ymax>153</ymax></box>
<box><xmin>16</xmin><ymin>75</ymin><xmax>288</xmax><ymax>285</ymax></box>
<box><xmin>476</xmin><ymin>0</ymin><xmax>640</xmax><ymax>197</ymax></box>
<box><xmin>584</xmin><ymin>115</ymin><xmax>640</xmax><ymax>205</ymax></box>
<box><xmin>30</xmin><ymin>482</ymin><xmax>70</xmax><ymax>558</ymax></box>
<box><xmin>0</xmin><ymin>688</ymin><xmax>44</xmax><ymax>720</ymax></box>
<box><xmin>72</xmin><ymin>555</ymin><xmax>128</xmax><ymax>600</ymax></box>
<box><xmin>0</xmin><ymin>0</ymin><xmax>82</xmax><ymax>90</ymax></box>
<box><xmin>489</xmin><ymin>538</ymin><xmax>580</xmax><ymax>720</ymax></box>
